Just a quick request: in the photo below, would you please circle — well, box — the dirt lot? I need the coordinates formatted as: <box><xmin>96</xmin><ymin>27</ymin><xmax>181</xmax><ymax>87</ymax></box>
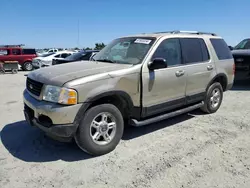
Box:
<box><xmin>0</xmin><ymin>71</ymin><xmax>250</xmax><ymax>188</ymax></box>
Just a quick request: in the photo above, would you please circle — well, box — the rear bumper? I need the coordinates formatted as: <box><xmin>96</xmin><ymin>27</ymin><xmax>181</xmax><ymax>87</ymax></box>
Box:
<box><xmin>226</xmin><ymin>83</ymin><xmax>234</xmax><ymax>90</ymax></box>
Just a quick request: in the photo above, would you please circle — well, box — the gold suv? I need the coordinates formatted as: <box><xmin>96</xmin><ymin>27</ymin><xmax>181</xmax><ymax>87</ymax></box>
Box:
<box><xmin>23</xmin><ymin>31</ymin><xmax>235</xmax><ymax>156</ymax></box>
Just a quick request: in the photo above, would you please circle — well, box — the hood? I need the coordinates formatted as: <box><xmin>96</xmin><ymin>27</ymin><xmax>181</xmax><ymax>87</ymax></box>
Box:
<box><xmin>28</xmin><ymin>61</ymin><xmax>133</xmax><ymax>86</ymax></box>
<box><xmin>231</xmin><ymin>49</ymin><xmax>250</xmax><ymax>56</ymax></box>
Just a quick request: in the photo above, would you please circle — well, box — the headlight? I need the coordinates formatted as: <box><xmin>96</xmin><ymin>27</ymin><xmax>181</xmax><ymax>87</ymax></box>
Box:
<box><xmin>43</xmin><ymin>85</ymin><xmax>78</xmax><ymax>105</ymax></box>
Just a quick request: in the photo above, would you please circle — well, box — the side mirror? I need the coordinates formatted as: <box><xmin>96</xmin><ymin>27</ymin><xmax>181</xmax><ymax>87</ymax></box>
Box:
<box><xmin>148</xmin><ymin>58</ymin><xmax>167</xmax><ymax>70</ymax></box>
<box><xmin>228</xmin><ymin>46</ymin><xmax>234</xmax><ymax>50</ymax></box>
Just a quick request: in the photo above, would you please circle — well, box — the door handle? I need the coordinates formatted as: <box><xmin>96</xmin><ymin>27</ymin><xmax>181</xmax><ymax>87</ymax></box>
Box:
<box><xmin>207</xmin><ymin>65</ymin><xmax>214</xmax><ymax>71</ymax></box>
<box><xmin>175</xmin><ymin>70</ymin><xmax>185</xmax><ymax>77</ymax></box>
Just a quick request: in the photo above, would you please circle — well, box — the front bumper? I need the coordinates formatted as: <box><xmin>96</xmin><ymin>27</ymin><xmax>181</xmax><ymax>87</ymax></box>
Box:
<box><xmin>23</xmin><ymin>89</ymin><xmax>82</xmax><ymax>138</ymax></box>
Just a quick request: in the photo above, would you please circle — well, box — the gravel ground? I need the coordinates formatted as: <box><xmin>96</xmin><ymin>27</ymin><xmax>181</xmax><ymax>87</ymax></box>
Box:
<box><xmin>0</xmin><ymin>71</ymin><xmax>250</xmax><ymax>188</ymax></box>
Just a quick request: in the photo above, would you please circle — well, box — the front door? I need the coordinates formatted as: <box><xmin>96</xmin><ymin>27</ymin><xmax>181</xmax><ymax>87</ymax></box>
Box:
<box><xmin>141</xmin><ymin>38</ymin><xmax>187</xmax><ymax>117</ymax></box>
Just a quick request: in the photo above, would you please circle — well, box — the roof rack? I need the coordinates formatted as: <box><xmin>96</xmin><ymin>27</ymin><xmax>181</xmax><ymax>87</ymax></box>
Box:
<box><xmin>152</xmin><ymin>30</ymin><xmax>217</xmax><ymax>36</ymax></box>
<box><xmin>0</xmin><ymin>44</ymin><xmax>25</xmax><ymax>47</ymax></box>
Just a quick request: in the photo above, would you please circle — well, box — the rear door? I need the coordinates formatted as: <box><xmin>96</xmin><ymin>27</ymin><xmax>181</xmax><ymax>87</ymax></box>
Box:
<box><xmin>180</xmin><ymin>38</ymin><xmax>217</xmax><ymax>104</ymax></box>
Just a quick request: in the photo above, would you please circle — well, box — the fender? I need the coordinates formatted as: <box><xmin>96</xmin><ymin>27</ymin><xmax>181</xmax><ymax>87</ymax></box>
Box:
<box><xmin>73</xmin><ymin>90</ymin><xmax>135</xmax><ymax>126</ymax></box>
<box><xmin>206</xmin><ymin>73</ymin><xmax>228</xmax><ymax>91</ymax></box>
<box><xmin>85</xmin><ymin>90</ymin><xmax>134</xmax><ymax>109</ymax></box>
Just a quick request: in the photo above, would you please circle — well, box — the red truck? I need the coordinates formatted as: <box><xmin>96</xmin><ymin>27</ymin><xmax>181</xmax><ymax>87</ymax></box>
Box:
<box><xmin>0</xmin><ymin>44</ymin><xmax>37</xmax><ymax>71</ymax></box>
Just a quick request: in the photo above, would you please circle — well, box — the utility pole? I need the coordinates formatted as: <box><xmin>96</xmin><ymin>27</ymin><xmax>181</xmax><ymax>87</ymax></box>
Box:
<box><xmin>77</xmin><ymin>19</ymin><xmax>80</xmax><ymax>48</ymax></box>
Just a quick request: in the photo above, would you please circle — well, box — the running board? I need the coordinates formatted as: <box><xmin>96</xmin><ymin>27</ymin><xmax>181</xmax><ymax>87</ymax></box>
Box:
<box><xmin>130</xmin><ymin>102</ymin><xmax>204</xmax><ymax>127</ymax></box>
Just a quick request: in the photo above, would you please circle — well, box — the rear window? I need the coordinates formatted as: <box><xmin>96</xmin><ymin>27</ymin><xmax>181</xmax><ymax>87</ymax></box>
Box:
<box><xmin>0</xmin><ymin>49</ymin><xmax>9</xmax><ymax>55</ymax></box>
<box><xmin>22</xmin><ymin>48</ymin><xmax>36</xmax><ymax>55</ymax></box>
<box><xmin>210</xmin><ymin>38</ymin><xmax>233</xmax><ymax>60</ymax></box>
<box><xmin>180</xmin><ymin>38</ymin><xmax>209</xmax><ymax>64</ymax></box>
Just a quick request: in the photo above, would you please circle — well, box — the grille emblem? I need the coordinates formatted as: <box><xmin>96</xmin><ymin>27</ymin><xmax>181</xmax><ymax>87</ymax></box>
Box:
<box><xmin>29</xmin><ymin>84</ymin><xmax>33</xmax><ymax>89</ymax></box>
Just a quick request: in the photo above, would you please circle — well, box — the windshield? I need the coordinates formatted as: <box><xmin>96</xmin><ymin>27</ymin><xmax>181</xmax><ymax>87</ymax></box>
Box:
<box><xmin>65</xmin><ymin>51</ymin><xmax>85</xmax><ymax>61</ymax></box>
<box><xmin>234</xmin><ymin>39</ymin><xmax>250</xmax><ymax>50</ymax></box>
<box><xmin>93</xmin><ymin>37</ymin><xmax>156</xmax><ymax>65</ymax></box>
<box><xmin>40</xmin><ymin>52</ymin><xmax>56</xmax><ymax>57</ymax></box>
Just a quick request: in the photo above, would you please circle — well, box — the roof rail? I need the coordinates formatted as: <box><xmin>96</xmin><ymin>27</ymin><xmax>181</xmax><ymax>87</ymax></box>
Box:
<box><xmin>152</xmin><ymin>30</ymin><xmax>217</xmax><ymax>36</ymax></box>
<box><xmin>0</xmin><ymin>44</ymin><xmax>25</xmax><ymax>47</ymax></box>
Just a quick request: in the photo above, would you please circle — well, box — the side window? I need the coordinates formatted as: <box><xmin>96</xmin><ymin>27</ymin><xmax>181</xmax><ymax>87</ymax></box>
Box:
<box><xmin>242</xmin><ymin>40</ymin><xmax>250</xmax><ymax>49</ymax></box>
<box><xmin>81</xmin><ymin>53</ymin><xmax>92</xmax><ymax>60</ymax></box>
<box><xmin>152</xmin><ymin>38</ymin><xmax>182</xmax><ymax>67</ymax></box>
<box><xmin>0</xmin><ymin>49</ymin><xmax>9</xmax><ymax>55</ymax></box>
<box><xmin>199</xmin><ymin>39</ymin><xmax>210</xmax><ymax>61</ymax></box>
<box><xmin>210</xmin><ymin>38</ymin><xmax>233</xmax><ymax>60</ymax></box>
<box><xmin>61</xmin><ymin>53</ymin><xmax>70</xmax><ymax>58</ymax></box>
<box><xmin>22</xmin><ymin>49</ymin><xmax>36</xmax><ymax>54</ymax></box>
<box><xmin>180</xmin><ymin>38</ymin><xmax>203</xmax><ymax>64</ymax></box>
<box><xmin>12</xmin><ymin>49</ymin><xmax>21</xmax><ymax>55</ymax></box>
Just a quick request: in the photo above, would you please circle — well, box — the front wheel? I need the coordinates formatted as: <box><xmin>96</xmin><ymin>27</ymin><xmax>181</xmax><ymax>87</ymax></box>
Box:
<box><xmin>75</xmin><ymin>104</ymin><xmax>124</xmax><ymax>156</ymax></box>
<box><xmin>200</xmin><ymin>82</ymin><xmax>223</xmax><ymax>114</ymax></box>
<box><xmin>23</xmin><ymin>61</ymin><xmax>33</xmax><ymax>71</ymax></box>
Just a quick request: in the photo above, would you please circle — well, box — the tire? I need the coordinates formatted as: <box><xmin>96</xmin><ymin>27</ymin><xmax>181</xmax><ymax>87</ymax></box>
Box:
<box><xmin>75</xmin><ymin>104</ymin><xmax>124</xmax><ymax>156</ymax></box>
<box><xmin>200</xmin><ymin>82</ymin><xmax>223</xmax><ymax>114</ymax></box>
<box><xmin>23</xmin><ymin>61</ymin><xmax>33</xmax><ymax>71</ymax></box>
<box><xmin>0</xmin><ymin>69</ymin><xmax>5</xmax><ymax>74</ymax></box>
<box><xmin>12</xmin><ymin>69</ymin><xmax>18</xmax><ymax>74</ymax></box>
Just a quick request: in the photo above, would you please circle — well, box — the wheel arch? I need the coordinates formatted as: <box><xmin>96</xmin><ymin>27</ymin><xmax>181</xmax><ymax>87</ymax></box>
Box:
<box><xmin>207</xmin><ymin>73</ymin><xmax>228</xmax><ymax>91</ymax></box>
<box><xmin>74</xmin><ymin>90</ymin><xmax>135</xmax><ymax>126</ymax></box>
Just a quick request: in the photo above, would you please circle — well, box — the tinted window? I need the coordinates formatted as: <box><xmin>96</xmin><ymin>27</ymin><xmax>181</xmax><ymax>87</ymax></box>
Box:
<box><xmin>199</xmin><ymin>39</ymin><xmax>210</xmax><ymax>61</ymax></box>
<box><xmin>152</xmin><ymin>38</ymin><xmax>182</xmax><ymax>67</ymax></box>
<box><xmin>61</xmin><ymin>53</ymin><xmax>71</xmax><ymax>58</ymax></box>
<box><xmin>210</xmin><ymin>38</ymin><xmax>233</xmax><ymax>60</ymax></box>
<box><xmin>54</xmin><ymin>54</ymin><xmax>60</xmax><ymax>58</ymax></box>
<box><xmin>81</xmin><ymin>52</ymin><xmax>92</xmax><ymax>60</ymax></box>
<box><xmin>234</xmin><ymin>39</ymin><xmax>250</xmax><ymax>50</ymax></box>
<box><xmin>180</xmin><ymin>38</ymin><xmax>203</xmax><ymax>63</ymax></box>
<box><xmin>12</xmin><ymin>49</ymin><xmax>21</xmax><ymax>55</ymax></box>
<box><xmin>22</xmin><ymin>48</ymin><xmax>36</xmax><ymax>54</ymax></box>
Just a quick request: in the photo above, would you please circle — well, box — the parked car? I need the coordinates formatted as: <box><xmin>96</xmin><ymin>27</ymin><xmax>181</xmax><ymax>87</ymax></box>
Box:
<box><xmin>230</xmin><ymin>38</ymin><xmax>250</xmax><ymax>80</ymax></box>
<box><xmin>52</xmin><ymin>50</ymin><xmax>99</xmax><ymax>65</ymax></box>
<box><xmin>23</xmin><ymin>30</ymin><xmax>234</xmax><ymax>156</ymax></box>
<box><xmin>37</xmin><ymin>48</ymin><xmax>60</xmax><ymax>56</ymax></box>
<box><xmin>0</xmin><ymin>45</ymin><xmax>37</xmax><ymax>71</ymax></box>
<box><xmin>32</xmin><ymin>50</ymin><xmax>75</xmax><ymax>68</ymax></box>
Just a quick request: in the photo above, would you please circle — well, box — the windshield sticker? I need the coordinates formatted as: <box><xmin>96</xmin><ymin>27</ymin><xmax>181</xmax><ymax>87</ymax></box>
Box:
<box><xmin>134</xmin><ymin>39</ymin><xmax>152</xmax><ymax>44</ymax></box>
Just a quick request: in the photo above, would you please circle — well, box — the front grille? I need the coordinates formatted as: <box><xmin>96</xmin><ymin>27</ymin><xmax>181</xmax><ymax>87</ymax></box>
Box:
<box><xmin>233</xmin><ymin>55</ymin><xmax>250</xmax><ymax>70</ymax></box>
<box><xmin>26</xmin><ymin>77</ymin><xmax>43</xmax><ymax>97</ymax></box>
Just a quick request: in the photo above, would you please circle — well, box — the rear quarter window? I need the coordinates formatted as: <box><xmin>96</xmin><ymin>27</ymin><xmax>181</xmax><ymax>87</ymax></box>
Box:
<box><xmin>22</xmin><ymin>49</ymin><xmax>36</xmax><ymax>55</ymax></box>
<box><xmin>210</xmin><ymin>38</ymin><xmax>233</xmax><ymax>60</ymax></box>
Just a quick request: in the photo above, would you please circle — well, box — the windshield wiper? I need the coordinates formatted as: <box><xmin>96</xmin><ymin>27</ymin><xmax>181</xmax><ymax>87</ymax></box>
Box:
<box><xmin>95</xmin><ymin>59</ymin><xmax>116</xmax><ymax>63</ymax></box>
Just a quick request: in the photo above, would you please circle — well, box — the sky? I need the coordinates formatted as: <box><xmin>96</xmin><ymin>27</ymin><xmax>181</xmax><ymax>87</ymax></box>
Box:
<box><xmin>0</xmin><ymin>0</ymin><xmax>249</xmax><ymax>49</ymax></box>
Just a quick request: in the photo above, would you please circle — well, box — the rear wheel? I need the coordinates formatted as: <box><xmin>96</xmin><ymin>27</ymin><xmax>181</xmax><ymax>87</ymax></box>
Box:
<box><xmin>12</xmin><ymin>69</ymin><xmax>18</xmax><ymax>74</ymax></box>
<box><xmin>23</xmin><ymin>61</ymin><xmax>33</xmax><ymax>71</ymax></box>
<box><xmin>75</xmin><ymin>104</ymin><xmax>124</xmax><ymax>156</ymax></box>
<box><xmin>201</xmin><ymin>82</ymin><xmax>223</xmax><ymax>113</ymax></box>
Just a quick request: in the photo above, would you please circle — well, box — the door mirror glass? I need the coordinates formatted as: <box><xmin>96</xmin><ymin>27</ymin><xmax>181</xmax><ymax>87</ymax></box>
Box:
<box><xmin>148</xmin><ymin>58</ymin><xmax>167</xmax><ymax>70</ymax></box>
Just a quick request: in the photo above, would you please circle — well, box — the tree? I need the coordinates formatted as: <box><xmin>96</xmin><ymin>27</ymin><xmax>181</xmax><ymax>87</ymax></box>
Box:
<box><xmin>83</xmin><ymin>47</ymin><xmax>92</xmax><ymax>50</ymax></box>
<box><xmin>94</xmin><ymin>43</ymin><xmax>106</xmax><ymax>50</ymax></box>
